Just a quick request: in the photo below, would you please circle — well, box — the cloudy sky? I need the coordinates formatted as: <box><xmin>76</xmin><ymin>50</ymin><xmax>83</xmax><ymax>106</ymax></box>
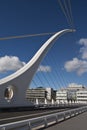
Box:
<box><xmin>0</xmin><ymin>0</ymin><xmax>87</xmax><ymax>89</ymax></box>
<box><xmin>64</xmin><ymin>38</ymin><xmax>87</xmax><ymax>76</ymax></box>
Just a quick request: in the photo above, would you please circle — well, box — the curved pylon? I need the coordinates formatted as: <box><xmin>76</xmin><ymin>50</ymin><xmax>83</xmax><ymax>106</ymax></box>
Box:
<box><xmin>0</xmin><ymin>29</ymin><xmax>75</xmax><ymax>108</ymax></box>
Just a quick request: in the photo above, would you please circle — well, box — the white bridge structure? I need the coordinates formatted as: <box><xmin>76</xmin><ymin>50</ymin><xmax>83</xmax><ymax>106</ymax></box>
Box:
<box><xmin>0</xmin><ymin>29</ymin><xmax>75</xmax><ymax>108</ymax></box>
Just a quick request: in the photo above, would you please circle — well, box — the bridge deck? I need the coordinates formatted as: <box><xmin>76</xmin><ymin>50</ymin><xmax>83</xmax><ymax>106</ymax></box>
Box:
<box><xmin>44</xmin><ymin>112</ymin><xmax>87</xmax><ymax>130</ymax></box>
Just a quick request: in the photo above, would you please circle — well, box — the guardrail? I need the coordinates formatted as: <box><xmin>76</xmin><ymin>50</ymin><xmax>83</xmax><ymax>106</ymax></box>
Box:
<box><xmin>0</xmin><ymin>106</ymin><xmax>87</xmax><ymax>130</ymax></box>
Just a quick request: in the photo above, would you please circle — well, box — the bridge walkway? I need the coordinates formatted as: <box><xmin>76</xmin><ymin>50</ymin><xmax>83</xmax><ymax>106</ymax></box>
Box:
<box><xmin>44</xmin><ymin>111</ymin><xmax>87</xmax><ymax>130</ymax></box>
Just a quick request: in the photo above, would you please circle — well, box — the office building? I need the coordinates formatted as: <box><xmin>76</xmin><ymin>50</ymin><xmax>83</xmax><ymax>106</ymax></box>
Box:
<box><xmin>26</xmin><ymin>87</ymin><xmax>56</xmax><ymax>104</ymax></box>
<box><xmin>56</xmin><ymin>83</ymin><xmax>87</xmax><ymax>104</ymax></box>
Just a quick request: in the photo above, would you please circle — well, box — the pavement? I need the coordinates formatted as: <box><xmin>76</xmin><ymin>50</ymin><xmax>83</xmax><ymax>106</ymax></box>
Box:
<box><xmin>44</xmin><ymin>112</ymin><xmax>87</xmax><ymax>130</ymax></box>
<box><xmin>0</xmin><ymin>108</ymin><xmax>69</xmax><ymax>125</ymax></box>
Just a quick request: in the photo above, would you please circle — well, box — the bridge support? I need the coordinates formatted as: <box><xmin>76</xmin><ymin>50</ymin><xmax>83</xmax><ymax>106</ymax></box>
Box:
<box><xmin>0</xmin><ymin>29</ymin><xmax>75</xmax><ymax>108</ymax></box>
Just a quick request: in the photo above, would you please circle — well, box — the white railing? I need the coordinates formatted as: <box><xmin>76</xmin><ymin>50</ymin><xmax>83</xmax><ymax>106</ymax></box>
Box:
<box><xmin>0</xmin><ymin>106</ymin><xmax>87</xmax><ymax>130</ymax></box>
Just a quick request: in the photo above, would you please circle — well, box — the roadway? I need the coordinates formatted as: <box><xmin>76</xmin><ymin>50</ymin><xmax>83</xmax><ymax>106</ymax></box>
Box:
<box><xmin>44</xmin><ymin>111</ymin><xmax>87</xmax><ymax>130</ymax></box>
<box><xmin>0</xmin><ymin>107</ymin><xmax>70</xmax><ymax>125</ymax></box>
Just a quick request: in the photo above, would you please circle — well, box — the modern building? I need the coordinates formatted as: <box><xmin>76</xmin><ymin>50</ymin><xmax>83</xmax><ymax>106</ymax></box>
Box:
<box><xmin>77</xmin><ymin>89</ymin><xmax>87</xmax><ymax>103</ymax></box>
<box><xmin>26</xmin><ymin>87</ymin><xmax>46</xmax><ymax>104</ymax></box>
<box><xmin>56</xmin><ymin>89</ymin><xmax>67</xmax><ymax>104</ymax></box>
<box><xmin>26</xmin><ymin>87</ymin><xmax>56</xmax><ymax>104</ymax></box>
<box><xmin>46</xmin><ymin>88</ymin><xmax>56</xmax><ymax>102</ymax></box>
<box><xmin>56</xmin><ymin>83</ymin><xmax>87</xmax><ymax>104</ymax></box>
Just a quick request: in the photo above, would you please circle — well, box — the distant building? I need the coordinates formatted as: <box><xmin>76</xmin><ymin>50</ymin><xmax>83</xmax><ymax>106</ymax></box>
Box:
<box><xmin>46</xmin><ymin>87</ymin><xmax>56</xmax><ymax>102</ymax></box>
<box><xmin>56</xmin><ymin>83</ymin><xmax>87</xmax><ymax>104</ymax></box>
<box><xmin>56</xmin><ymin>89</ymin><xmax>67</xmax><ymax>104</ymax></box>
<box><xmin>26</xmin><ymin>87</ymin><xmax>56</xmax><ymax>104</ymax></box>
<box><xmin>76</xmin><ymin>89</ymin><xmax>87</xmax><ymax>103</ymax></box>
<box><xmin>26</xmin><ymin>87</ymin><xmax>46</xmax><ymax>104</ymax></box>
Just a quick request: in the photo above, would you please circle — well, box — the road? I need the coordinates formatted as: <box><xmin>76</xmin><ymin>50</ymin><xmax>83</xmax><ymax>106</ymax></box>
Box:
<box><xmin>44</xmin><ymin>111</ymin><xmax>87</xmax><ymax>130</ymax></box>
<box><xmin>0</xmin><ymin>108</ymin><xmax>70</xmax><ymax>125</ymax></box>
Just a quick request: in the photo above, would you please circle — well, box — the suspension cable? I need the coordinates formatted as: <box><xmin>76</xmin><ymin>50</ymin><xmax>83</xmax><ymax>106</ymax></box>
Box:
<box><xmin>36</xmin><ymin>72</ymin><xmax>45</xmax><ymax>86</ymax></box>
<box><xmin>32</xmin><ymin>79</ymin><xmax>38</xmax><ymax>88</ymax></box>
<box><xmin>44</xmin><ymin>58</ymin><xmax>57</xmax><ymax>90</ymax></box>
<box><xmin>63</xmin><ymin>0</ymin><xmax>73</xmax><ymax>28</ymax></box>
<box><xmin>0</xmin><ymin>32</ymin><xmax>56</xmax><ymax>41</ymax></box>
<box><xmin>58</xmin><ymin>0</ymin><xmax>74</xmax><ymax>29</ymax></box>
<box><xmin>47</xmin><ymin>52</ymin><xmax>62</xmax><ymax>89</ymax></box>
<box><xmin>38</xmin><ymin>65</ymin><xmax>51</xmax><ymax>87</ymax></box>
<box><xmin>58</xmin><ymin>0</ymin><xmax>71</xmax><ymax>26</ymax></box>
<box><xmin>68</xmin><ymin>0</ymin><xmax>74</xmax><ymax>29</ymax></box>
<box><xmin>51</xmin><ymin>54</ymin><xmax>66</xmax><ymax>88</ymax></box>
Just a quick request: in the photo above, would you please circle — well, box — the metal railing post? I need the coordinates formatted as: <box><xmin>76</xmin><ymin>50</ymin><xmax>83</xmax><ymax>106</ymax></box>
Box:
<box><xmin>44</xmin><ymin>117</ymin><xmax>47</xmax><ymax>128</ymax></box>
<box><xmin>28</xmin><ymin>121</ymin><xmax>31</xmax><ymax>130</ymax></box>
<box><xmin>55</xmin><ymin>115</ymin><xmax>58</xmax><ymax>123</ymax></box>
<box><xmin>1</xmin><ymin>127</ymin><xmax>5</xmax><ymax>130</ymax></box>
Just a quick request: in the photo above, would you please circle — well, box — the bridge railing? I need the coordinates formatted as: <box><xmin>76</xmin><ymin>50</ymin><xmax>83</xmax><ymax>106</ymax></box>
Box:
<box><xmin>0</xmin><ymin>106</ymin><xmax>87</xmax><ymax>130</ymax></box>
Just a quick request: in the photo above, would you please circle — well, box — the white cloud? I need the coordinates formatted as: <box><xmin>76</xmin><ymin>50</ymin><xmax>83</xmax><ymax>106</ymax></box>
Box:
<box><xmin>79</xmin><ymin>38</ymin><xmax>87</xmax><ymax>46</ymax></box>
<box><xmin>0</xmin><ymin>55</ymin><xmax>26</xmax><ymax>73</ymax></box>
<box><xmin>79</xmin><ymin>38</ymin><xmax>87</xmax><ymax>59</ymax></box>
<box><xmin>64</xmin><ymin>38</ymin><xmax>87</xmax><ymax>75</ymax></box>
<box><xmin>64</xmin><ymin>57</ymin><xmax>87</xmax><ymax>76</ymax></box>
<box><xmin>64</xmin><ymin>58</ymin><xmax>81</xmax><ymax>72</ymax></box>
<box><xmin>64</xmin><ymin>38</ymin><xmax>87</xmax><ymax>76</ymax></box>
<box><xmin>37</xmin><ymin>65</ymin><xmax>51</xmax><ymax>72</ymax></box>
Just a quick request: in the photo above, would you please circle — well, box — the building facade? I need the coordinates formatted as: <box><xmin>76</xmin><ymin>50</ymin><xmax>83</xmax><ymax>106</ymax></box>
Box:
<box><xmin>26</xmin><ymin>87</ymin><xmax>46</xmax><ymax>104</ymax></box>
<box><xmin>56</xmin><ymin>89</ymin><xmax>67</xmax><ymax>104</ymax></box>
<box><xmin>56</xmin><ymin>83</ymin><xmax>87</xmax><ymax>104</ymax></box>
<box><xmin>77</xmin><ymin>89</ymin><xmax>87</xmax><ymax>103</ymax></box>
<box><xmin>46</xmin><ymin>88</ymin><xmax>56</xmax><ymax>103</ymax></box>
<box><xmin>26</xmin><ymin>87</ymin><xmax>56</xmax><ymax>104</ymax></box>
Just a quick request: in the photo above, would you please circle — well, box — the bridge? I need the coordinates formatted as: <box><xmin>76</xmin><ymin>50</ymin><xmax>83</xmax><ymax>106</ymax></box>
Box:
<box><xmin>0</xmin><ymin>0</ymin><xmax>87</xmax><ymax>129</ymax></box>
<box><xmin>45</xmin><ymin>110</ymin><xmax>87</xmax><ymax>130</ymax></box>
<box><xmin>0</xmin><ymin>29</ymin><xmax>87</xmax><ymax>130</ymax></box>
<box><xmin>0</xmin><ymin>29</ymin><xmax>75</xmax><ymax>108</ymax></box>
<box><xmin>0</xmin><ymin>105</ymin><xmax>87</xmax><ymax>130</ymax></box>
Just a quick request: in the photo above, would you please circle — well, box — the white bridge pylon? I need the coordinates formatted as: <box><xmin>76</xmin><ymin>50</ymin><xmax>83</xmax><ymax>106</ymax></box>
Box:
<box><xmin>0</xmin><ymin>29</ymin><xmax>75</xmax><ymax>108</ymax></box>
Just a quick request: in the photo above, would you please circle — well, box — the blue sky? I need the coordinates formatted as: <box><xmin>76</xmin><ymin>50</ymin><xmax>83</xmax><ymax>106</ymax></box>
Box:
<box><xmin>0</xmin><ymin>0</ymin><xmax>87</xmax><ymax>89</ymax></box>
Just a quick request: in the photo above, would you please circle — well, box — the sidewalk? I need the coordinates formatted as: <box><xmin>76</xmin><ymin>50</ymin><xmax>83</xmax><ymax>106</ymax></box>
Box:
<box><xmin>44</xmin><ymin>112</ymin><xmax>87</xmax><ymax>130</ymax></box>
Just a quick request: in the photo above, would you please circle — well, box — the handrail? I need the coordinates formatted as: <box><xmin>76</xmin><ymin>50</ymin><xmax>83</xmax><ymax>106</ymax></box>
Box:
<box><xmin>0</xmin><ymin>106</ymin><xmax>87</xmax><ymax>130</ymax></box>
